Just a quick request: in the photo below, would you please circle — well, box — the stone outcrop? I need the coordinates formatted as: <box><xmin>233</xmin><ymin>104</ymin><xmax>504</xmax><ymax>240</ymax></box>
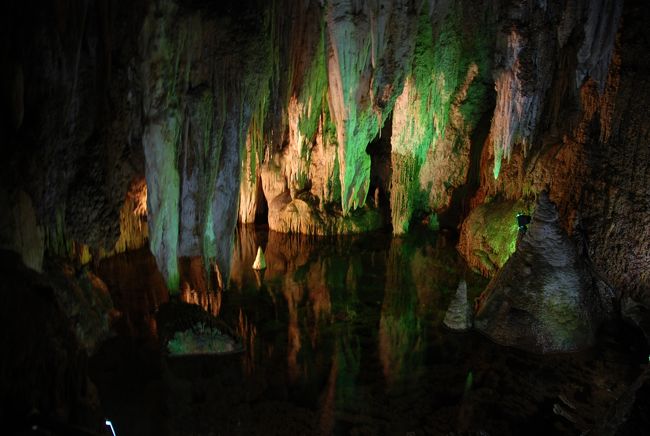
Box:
<box><xmin>457</xmin><ymin>199</ymin><xmax>527</xmax><ymax>276</ymax></box>
<box><xmin>474</xmin><ymin>192</ymin><xmax>614</xmax><ymax>353</ymax></box>
<box><xmin>140</xmin><ymin>0</ymin><xmax>272</xmax><ymax>290</ymax></box>
<box><xmin>461</xmin><ymin>0</ymin><xmax>649</xmax><ymax>311</ymax></box>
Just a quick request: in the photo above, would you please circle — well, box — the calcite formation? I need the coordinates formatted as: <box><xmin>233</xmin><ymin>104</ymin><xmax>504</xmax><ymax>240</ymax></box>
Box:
<box><xmin>252</xmin><ymin>246</ymin><xmax>266</xmax><ymax>271</ymax></box>
<box><xmin>1</xmin><ymin>0</ymin><xmax>647</xmax><ymax>311</ymax></box>
<box><xmin>474</xmin><ymin>192</ymin><xmax>614</xmax><ymax>353</ymax></box>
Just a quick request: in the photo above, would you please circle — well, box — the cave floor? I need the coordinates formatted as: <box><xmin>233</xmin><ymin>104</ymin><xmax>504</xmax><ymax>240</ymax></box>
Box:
<box><xmin>89</xmin><ymin>227</ymin><xmax>648</xmax><ymax>436</ymax></box>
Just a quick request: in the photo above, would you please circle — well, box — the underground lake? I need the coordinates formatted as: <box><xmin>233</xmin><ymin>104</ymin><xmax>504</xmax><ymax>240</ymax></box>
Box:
<box><xmin>86</xmin><ymin>226</ymin><xmax>649</xmax><ymax>435</ymax></box>
<box><xmin>2</xmin><ymin>0</ymin><xmax>650</xmax><ymax>434</ymax></box>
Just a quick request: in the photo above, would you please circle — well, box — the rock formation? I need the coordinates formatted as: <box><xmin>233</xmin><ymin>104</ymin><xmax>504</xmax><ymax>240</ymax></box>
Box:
<box><xmin>474</xmin><ymin>192</ymin><xmax>615</xmax><ymax>353</ymax></box>
<box><xmin>0</xmin><ymin>0</ymin><xmax>647</xmax><ymax>342</ymax></box>
<box><xmin>443</xmin><ymin>280</ymin><xmax>472</xmax><ymax>331</ymax></box>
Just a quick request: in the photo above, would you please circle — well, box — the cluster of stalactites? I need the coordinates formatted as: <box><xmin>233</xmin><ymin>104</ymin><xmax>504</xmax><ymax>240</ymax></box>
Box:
<box><xmin>490</xmin><ymin>0</ymin><xmax>622</xmax><ymax>180</ymax></box>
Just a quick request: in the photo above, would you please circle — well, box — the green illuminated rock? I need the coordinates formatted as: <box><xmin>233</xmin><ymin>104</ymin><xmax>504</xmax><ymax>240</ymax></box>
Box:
<box><xmin>457</xmin><ymin>199</ymin><xmax>525</xmax><ymax>276</ymax></box>
<box><xmin>141</xmin><ymin>0</ymin><xmax>271</xmax><ymax>291</ymax></box>
<box><xmin>390</xmin><ymin>5</ymin><xmax>493</xmax><ymax>233</ymax></box>
<box><xmin>325</xmin><ymin>1</ymin><xmax>417</xmax><ymax>215</ymax></box>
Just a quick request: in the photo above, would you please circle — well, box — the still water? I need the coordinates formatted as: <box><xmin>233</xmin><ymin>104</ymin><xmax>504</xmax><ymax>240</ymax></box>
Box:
<box><xmin>90</xmin><ymin>226</ymin><xmax>647</xmax><ymax>436</ymax></box>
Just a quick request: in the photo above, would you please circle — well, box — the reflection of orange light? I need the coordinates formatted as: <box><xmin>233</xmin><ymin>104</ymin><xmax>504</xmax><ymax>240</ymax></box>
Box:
<box><xmin>180</xmin><ymin>281</ymin><xmax>222</xmax><ymax>317</ymax></box>
<box><xmin>284</xmin><ymin>279</ymin><xmax>303</xmax><ymax>382</ymax></box>
<box><xmin>129</xmin><ymin>178</ymin><xmax>148</xmax><ymax>217</ymax></box>
<box><xmin>238</xmin><ymin>309</ymin><xmax>257</xmax><ymax>374</ymax></box>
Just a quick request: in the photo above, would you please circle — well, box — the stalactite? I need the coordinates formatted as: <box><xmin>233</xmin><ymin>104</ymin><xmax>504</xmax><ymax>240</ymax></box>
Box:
<box><xmin>141</xmin><ymin>0</ymin><xmax>272</xmax><ymax>291</ymax></box>
<box><xmin>390</xmin><ymin>4</ymin><xmax>493</xmax><ymax>233</ymax></box>
<box><xmin>325</xmin><ymin>0</ymin><xmax>417</xmax><ymax>215</ymax></box>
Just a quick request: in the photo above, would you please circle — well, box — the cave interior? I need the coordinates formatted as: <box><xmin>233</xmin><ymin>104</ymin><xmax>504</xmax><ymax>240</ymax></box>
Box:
<box><xmin>1</xmin><ymin>0</ymin><xmax>649</xmax><ymax>435</ymax></box>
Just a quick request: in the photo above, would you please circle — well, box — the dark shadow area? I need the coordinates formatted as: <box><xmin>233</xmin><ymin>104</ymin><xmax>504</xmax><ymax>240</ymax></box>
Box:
<box><xmin>254</xmin><ymin>174</ymin><xmax>269</xmax><ymax>225</ymax></box>
<box><xmin>439</xmin><ymin>90</ymin><xmax>496</xmax><ymax>231</ymax></box>
<box><xmin>86</xmin><ymin>228</ymin><xmax>648</xmax><ymax>436</ymax></box>
<box><xmin>366</xmin><ymin>114</ymin><xmax>393</xmax><ymax>230</ymax></box>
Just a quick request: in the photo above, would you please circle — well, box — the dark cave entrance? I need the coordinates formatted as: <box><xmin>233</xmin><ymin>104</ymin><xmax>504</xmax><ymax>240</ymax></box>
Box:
<box><xmin>366</xmin><ymin>113</ymin><xmax>393</xmax><ymax>230</ymax></box>
<box><xmin>254</xmin><ymin>174</ymin><xmax>269</xmax><ymax>225</ymax></box>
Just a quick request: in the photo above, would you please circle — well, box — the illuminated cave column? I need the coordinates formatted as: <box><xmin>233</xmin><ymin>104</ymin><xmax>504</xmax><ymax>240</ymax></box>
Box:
<box><xmin>239</xmin><ymin>97</ymin><xmax>267</xmax><ymax>225</ymax></box>
<box><xmin>143</xmin><ymin>115</ymin><xmax>181</xmax><ymax>292</ymax></box>
<box><xmin>141</xmin><ymin>0</ymin><xmax>272</xmax><ymax>290</ymax></box>
<box><xmin>389</xmin><ymin>10</ymin><xmax>467</xmax><ymax>234</ymax></box>
<box><xmin>325</xmin><ymin>0</ymin><xmax>417</xmax><ymax>215</ymax></box>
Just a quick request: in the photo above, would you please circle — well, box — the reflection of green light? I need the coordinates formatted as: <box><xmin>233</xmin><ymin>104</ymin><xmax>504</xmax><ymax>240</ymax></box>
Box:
<box><xmin>464</xmin><ymin>371</ymin><xmax>473</xmax><ymax>393</ymax></box>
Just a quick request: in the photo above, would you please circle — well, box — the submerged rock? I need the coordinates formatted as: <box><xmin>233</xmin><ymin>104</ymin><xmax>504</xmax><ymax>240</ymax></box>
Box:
<box><xmin>444</xmin><ymin>280</ymin><xmax>472</xmax><ymax>331</ymax></box>
<box><xmin>474</xmin><ymin>192</ymin><xmax>614</xmax><ymax>353</ymax></box>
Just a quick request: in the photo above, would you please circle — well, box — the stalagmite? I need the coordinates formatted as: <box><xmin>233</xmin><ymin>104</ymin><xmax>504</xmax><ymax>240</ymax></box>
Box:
<box><xmin>474</xmin><ymin>192</ymin><xmax>615</xmax><ymax>353</ymax></box>
<box><xmin>443</xmin><ymin>280</ymin><xmax>472</xmax><ymax>331</ymax></box>
<box><xmin>252</xmin><ymin>246</ymin><xmax>267</xmax><ymax>271</ymax></box>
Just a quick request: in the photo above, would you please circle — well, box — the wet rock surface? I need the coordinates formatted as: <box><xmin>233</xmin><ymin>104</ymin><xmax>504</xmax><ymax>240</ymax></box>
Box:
<box><xmin>475</xmin><ymin>192</ymin><xmax>614</xmax><ymax>353</ymax></box>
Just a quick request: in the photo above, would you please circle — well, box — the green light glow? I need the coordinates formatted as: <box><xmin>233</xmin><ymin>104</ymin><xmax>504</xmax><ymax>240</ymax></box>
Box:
<box><xmin>464</xmin><ymin>371</ymin><xmax>473</xmax><ymax>394</ymax></box>
<box><xmin>493</xmin><ymin>146</ymin><xmax>503</xmax><ymax>179</ymax></box>
<box><xmin>390</xmin><ymin>6</ymin><xmax>493</xmax><ymax>232</ymax></box>
<box><xmin>464</xmin><ymin>200</ymin><xmax>525</xmax><ymax>274</ymax></box>
<box><xmin>144</xmin><ymin>116</ymin><xmax>181</xmax><ymax>293</ymax></box>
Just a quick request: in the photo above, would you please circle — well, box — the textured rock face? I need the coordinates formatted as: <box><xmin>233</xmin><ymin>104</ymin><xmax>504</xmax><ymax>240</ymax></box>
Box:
<box><xmin>48</xmin><ymin>262</ymin><xmax>115</xmax><ymax>354</ymax></box>
<box><xmin>461</xmin><ymin>0</ymin><xmax>649</xmax><ymax>309</ymax></box>
<box><xmin>457</xmin><ymin>199</ymin><xmax>527</xmax><ymax>276</ymax></box>
<box><xmin>1</xmin><ymin>0</ymin><xmax>648</xmax><ymax>310</ymax></box>
<box><xmin>474</xmin><ymin>193</ymin><xmax>614</xmax><ymax>353</ymax></box>
<box><xmin>140</xmin><ymin>0</ymin><xmax>272</xmax><ymax>290</ymax></box>
<box><xmin>0</xmin><ymin>1</ymin><xmax>146</xmax><ymax>252</ymax></box>
<box><xmin>0</xmin><ymin>189</ymin><xmax>44</xmax><ymax>272</ymax></box>
<box><xmin>390</xmin><ymin>4</ymin><xmax>494</xmax><ymax>233</ymax></box>
<box><xmin>242</xmin><ymin>0</ymin><xmax>497</xmax><ymax>236</ymax></box>
<box><xmin>0</xmin><ymin>251</ymin><xmax>106</xmax><ymax>430</ymax></box>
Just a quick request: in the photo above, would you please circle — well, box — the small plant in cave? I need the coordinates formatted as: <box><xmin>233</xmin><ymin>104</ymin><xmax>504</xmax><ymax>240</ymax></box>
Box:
<box><xmin>167</xmin><ymin>322</ymin><xmax>242</xmax><ymax>356</ymax></box>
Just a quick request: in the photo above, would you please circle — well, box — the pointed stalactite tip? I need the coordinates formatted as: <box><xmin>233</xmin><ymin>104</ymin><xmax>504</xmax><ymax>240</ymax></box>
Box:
<box><xmin>252</xmin><ymin>246</ymin><xmax>266</xmax><ymax>270</ymax></box>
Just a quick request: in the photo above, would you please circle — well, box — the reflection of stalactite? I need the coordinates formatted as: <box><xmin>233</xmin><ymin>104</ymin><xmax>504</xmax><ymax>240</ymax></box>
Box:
<box><xmin>319</xmin><ymin>325</ymin><xmax>361</xmax><ymax>431</ymax></box>
<box><xmin>179</xmin><ymin>283</ymin><xmax>222</xmax><ymax>317</ymax></box>
<box><xmin>379</xmin><ymin>238</ymin><xmax>425</xmax><ymax>389</ymax></box>
<box><xmin>237</xmin><ymin>309</ymin><xmax>257</xmax><ymax>375</ymax></box>
<box><xmin>307</xmin><ymin>283</ymin><xmax>331</xmax><ymax>347</ymax></box>
<box><xmin>319</xmin><ymin>344</ymin><xmax>338</xmax><ymax>435</ymax></box>
<box><xmin>178</xmin><ymin>257</ymin><xmax>222</xmax><ymax>316</ymax></box>
<box><xmin>284</xmin><ymin>276</ymin><xmax>304</xmax><ymax>382</ymax></box>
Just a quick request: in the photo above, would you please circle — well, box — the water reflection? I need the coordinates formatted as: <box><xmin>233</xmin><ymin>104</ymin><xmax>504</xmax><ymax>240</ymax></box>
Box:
<box><xmin>226</xmin><ymin>227</ymin><xmax>481</xmax><ymax>421</ymax></box>
<box><xmin>91</xmin><ymin>226</ymin><xmax>647</xmax><ymax>435</ymax></box>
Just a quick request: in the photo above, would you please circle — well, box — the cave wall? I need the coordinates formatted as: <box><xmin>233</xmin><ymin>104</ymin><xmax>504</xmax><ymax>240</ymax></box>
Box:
<box><xmin>0</xmin><ymin>0</ymin><xmax>147</xmax><ymax>267</ymax></box>
<box><xmin>459</xmin><ymin>0</ymin><xmax>649</xmax><ymax>302</ymax></box>
<box><xmin>1</xmin><ymin>0</ymin><xmax>647</xmax><ymax>302</ymax></box>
